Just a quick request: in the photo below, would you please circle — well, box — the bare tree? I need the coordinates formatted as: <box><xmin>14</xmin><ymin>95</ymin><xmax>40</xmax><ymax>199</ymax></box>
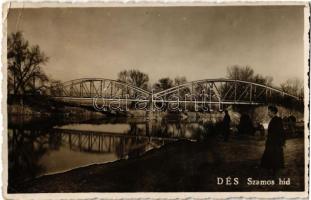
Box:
<box><xmin>226</xmin><ymin>65</ymin><xmax>273</xmax><ymax>85</ymax></box>
<box><xmin>281</xmin><ymin>78</ymin><xmax>304</xmax><ymax>98</ymax></box>
<box><xmin>153</xmin><ymin>77</ymin><xmax>174</xmax><ymax>92</ymax></box>
<box><xmin>227</xmin><ymin>65</ymin><xmax>254</xmax><ymax>81</ymax></box>
<box><xmin>7</xmin><ymin>32</ymin><xmax>49</xmax><ymax>95</ymax></box>
<box><xmin>224</xmin><ymin>65</ymin><xmax>274</xmax><ymax>102</ymax></box>
<box><xmin>174</xmin><ymin>76</ymin><xmax>187</xmax><ymax>86</ymax></box>
<box><xmin>253</xmin><ymin>74</ymin><xmax>273</xmax><ymax>86</ymax></box>
<box><xmin>117</xmin><ymin>69</ymin><xmax>149</xmax><ymax>90</ymax></box>
<box><xmin>117</xmin><ymin>70</ymin><xmax>130</xmax><ymax>83</ymax></box>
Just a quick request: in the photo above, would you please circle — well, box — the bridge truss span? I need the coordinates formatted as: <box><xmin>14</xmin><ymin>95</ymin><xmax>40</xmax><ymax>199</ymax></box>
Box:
<box><xmin>50</xmin><ymin>78</ymin><xmax>302</xmax><ymax>109</ymax></box>
<box><xmin>51</xmin><ymin>78</ymin><xmax>151</xmax><ymax>101</ymax></box>
<box><xmin>153</xmin><ymin>79</ymin><xmax>301</xmax><ymax>105</ymax></box>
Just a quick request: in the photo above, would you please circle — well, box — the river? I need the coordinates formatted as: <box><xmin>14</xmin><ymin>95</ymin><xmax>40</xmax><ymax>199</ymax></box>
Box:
<box><xmin>8</xmin><ymin>114</ymin><xmax>224</xmax><ymax>187</ymax></box>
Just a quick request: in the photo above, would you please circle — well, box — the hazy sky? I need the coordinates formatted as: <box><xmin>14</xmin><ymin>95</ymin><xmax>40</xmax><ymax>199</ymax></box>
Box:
<box><xmin>7</xmin><ymin>6</ymin><xmax>305</xmax><ymax>86</ymax></box>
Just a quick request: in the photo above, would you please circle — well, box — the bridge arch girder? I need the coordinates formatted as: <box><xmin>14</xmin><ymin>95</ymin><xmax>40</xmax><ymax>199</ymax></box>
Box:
<box><xmin>51</xmin><ymin>78</ymin><xmax>151</xmax><ymax>99</ymax></box>
<box><xmin>153</xmin><ymin>79</ymin><xmax>301</xmax><ymax>105</ymax></box>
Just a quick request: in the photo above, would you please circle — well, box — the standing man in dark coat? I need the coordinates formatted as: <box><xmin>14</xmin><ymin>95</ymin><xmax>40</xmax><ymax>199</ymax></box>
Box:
<box><xmin>261</xmin><ymin>105</ymin><xmax>285</xmax><ymax>176</ymax></box>
<box><xmin>222</xmin><ymin>110</ymin><xmax>231</xmax><ymax>141</ymax></box>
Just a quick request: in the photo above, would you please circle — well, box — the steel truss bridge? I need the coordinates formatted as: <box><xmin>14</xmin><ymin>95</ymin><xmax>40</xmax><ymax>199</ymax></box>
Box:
<box><xmin>49</xmin><ymin>78</ymin><xmax>302</xmax><ymax>110</ymax></box>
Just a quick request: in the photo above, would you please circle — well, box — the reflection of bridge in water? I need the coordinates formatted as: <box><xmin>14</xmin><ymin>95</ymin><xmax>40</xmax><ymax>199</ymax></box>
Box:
<box><xmin>49</xmin><ymin>78</ymin><xmax>302</xmax><ymax>110</ymax></box>
<box><xmin>51</xmin><ymin>128</ymin><xmax>194</xmax><ymax>155</ymax></box>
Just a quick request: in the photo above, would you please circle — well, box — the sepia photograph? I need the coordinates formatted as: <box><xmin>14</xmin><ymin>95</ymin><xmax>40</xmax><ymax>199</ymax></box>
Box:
<box><xmin>3</xmin><ymin>2</ymin><xmax>309</xmax><ymax>199</ymax></box>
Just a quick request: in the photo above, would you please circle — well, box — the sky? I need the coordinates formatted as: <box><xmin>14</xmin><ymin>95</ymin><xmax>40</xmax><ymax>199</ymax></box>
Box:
<box><xmin>7</xmin><ymin>6</ymin><xmax>305</xmax><ymax>86</ymax></box>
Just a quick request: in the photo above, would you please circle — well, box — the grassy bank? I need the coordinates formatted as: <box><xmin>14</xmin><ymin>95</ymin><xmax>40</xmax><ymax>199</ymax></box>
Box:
<box><xmin>12</xmin><ymin>135</ymin><xmax>304</xmax><ymax>193</ymax></box>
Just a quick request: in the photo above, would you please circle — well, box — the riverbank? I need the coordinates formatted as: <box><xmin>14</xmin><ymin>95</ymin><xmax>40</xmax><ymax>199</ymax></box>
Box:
<box><xmin>11</xmin><ymin>135</ymin><xmax>304</xmax><ymax>193</ymax></box>
<box><xmin>8</xmin><ymin>95</ymin><xmax>105</xmax><ymax>117</ymax></box>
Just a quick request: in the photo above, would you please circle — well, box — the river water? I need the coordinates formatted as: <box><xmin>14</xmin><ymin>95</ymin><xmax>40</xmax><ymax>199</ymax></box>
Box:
<box><xmin>8</xmin><ymin>114</ymin><xmax>224</xmax><ymax>186</ymax></box>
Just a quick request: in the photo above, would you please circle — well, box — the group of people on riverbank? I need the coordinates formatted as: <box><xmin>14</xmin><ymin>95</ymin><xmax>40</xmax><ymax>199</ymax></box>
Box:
<box><xmin>221</xmin><ymin>105</ymin><xmax>295</xmax><ymax>177</ymax></box>
<box><xmin>222</xmin><ymin>110</ymin><xmax>300</xmax><ymax>140</ymax></box>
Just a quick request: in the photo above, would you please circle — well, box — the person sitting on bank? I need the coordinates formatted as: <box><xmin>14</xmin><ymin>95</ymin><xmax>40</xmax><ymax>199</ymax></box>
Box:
<box><xmin>260</xmin><ymin>105</ymin><xmax>286</xmax><ymax>177</ymax></box>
